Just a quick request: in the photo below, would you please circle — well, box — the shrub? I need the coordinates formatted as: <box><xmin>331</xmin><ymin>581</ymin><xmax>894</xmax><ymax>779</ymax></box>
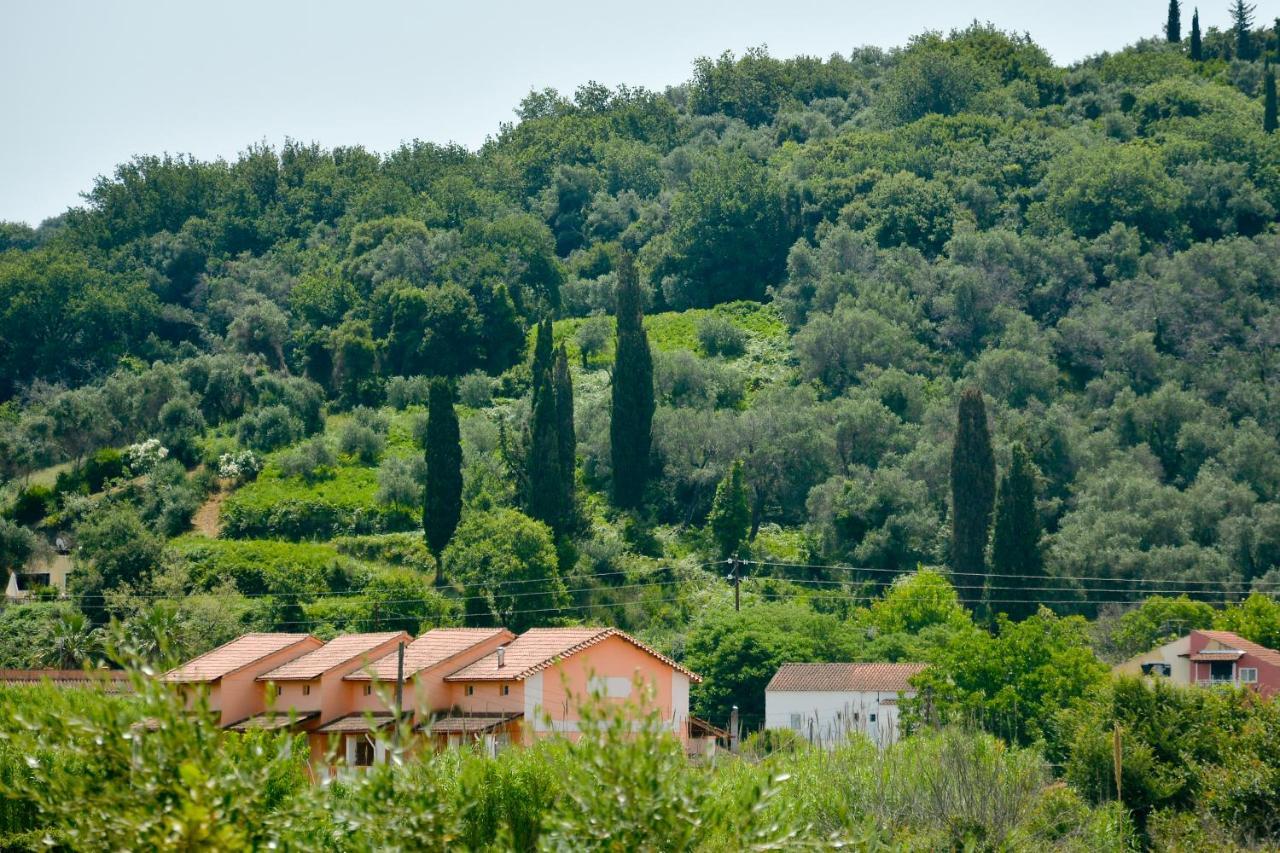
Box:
<box><xmin>216</xmin><ymin>449</ymin><xmax>262</xmax><ymax>483</ymax></box>
<box><xmin>124</xmin><ymin>438</ymin><xmax>169</xmax><ymax>475</ymax></box>
<box><xmin>84</xmin><ymin>448</ymin><xmax>124</xmax><ymax>492</ymax></box>
<box><xmin>457</xmin><ymin>372</ymin><xmax>493</xmax><ymax>408</ymax></box>
<box><xmin>10</xmin><ymin>485</ymin><xmax>54</xmax><ymax>526</ymax></box>
<box><xmin>237</xmin><ymin>406</ymin><xmax>304</xmax><ymax>452</ymax></box>
<box><xmin>337</xmin><ymin>422</ymin><xmax>385</xmax><ymax>465</ymax></box>
<box><xmin>696</xmin><ymin>314</ymin><xmax>747</xmax><ymax>357</ymax></box>
<box><xmin>385</xmin><ymin>375</ymin><xmax>433</xmax><ymax>409</ymax></box>
<box><xmin>277</xmin><ymin>437</ymin><xmax>338</xmax><ymax>483</ymax></box>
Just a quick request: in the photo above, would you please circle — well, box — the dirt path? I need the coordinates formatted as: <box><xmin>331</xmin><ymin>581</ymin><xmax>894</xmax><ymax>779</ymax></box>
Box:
<box><xmin>192</xmin><ymin>486</ymin><xmax>227</xmax><ymax>538</ymax></box>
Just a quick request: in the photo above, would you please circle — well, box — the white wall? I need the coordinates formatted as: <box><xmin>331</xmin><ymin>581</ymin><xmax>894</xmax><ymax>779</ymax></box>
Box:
<box><xmin>764</xmin><ymin>690</ymin><xmax>913</xmax><ymax>748</ymax></box>
<box><xmin>671</xmin><ymin>672</ymin><xmax>689</xmax><ymax>733</ymax></box>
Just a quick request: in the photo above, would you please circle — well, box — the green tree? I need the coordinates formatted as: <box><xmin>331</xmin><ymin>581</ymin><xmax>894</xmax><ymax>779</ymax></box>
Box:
<box><xmin>74</xmin><ymin>505</ymin><xmax>165</xmax><ymax>594</ymax></box>
<box><xmin>1215</xmin><ymin>592</ymin><xmax>1280</xmax><ymax>649</ymax></box>
<box><xmin>610</xmin><ymin>252</ymin><xmax>654</xmax><ymax>510</ymax></box>
<box><xmin>708</xmin><ymin>460</ymin><xmax>750</xmax><ymax>559</ymax></box>
<box><xmin>1191</xmin><ymin>7</ymin><xmax>1203</xmax><ymax>59</ymax></box>
<box><xmin>1266</xmin><ymin>66</ymin><xmax>1277</xmax><ymax>133</ymax></box>
<box><xmin>526</xmin><ymin>368</ymin><xmax>564</xmax><ymax>531</ymax></box>
<box><xmin>1108</xmin><ymin>595</ymin><xmax>1216</xmax><ymax>659</ymax></box>
<box><xmin>1232</xmin><ymin>1</ymin><xmax>1257</xmax><ymax>59</ymax></box>
<box><xmin>444</xmin><ymin>508</ymin><xmax>566</xmax><ymax>633</ymax></box>
<box><xmin>990</xmin><ymin>444</ymin><xmax>1044</xmax><ymax>622</ymax></box>
<box><xmin>950</xmin><ymin>388</ymin><xmax>996</xmax><ymax>611</ymax></box>
<box><xmin>553</xmin><ymin>344</ymin><xmax>577</xmax><ymax>527</ymax></box>
<box><xmin>41</xmin><ymin>611</ymin><xmax>101</xmax><ymax>669</ymax></box>
<box><xmin>530</xmin><ymin>316</ymin><xmax>554</xmax><ymax>409</ymax></box>
<box><xmin>423</xmin><ymin>379</ymin><xmax>462</xmax><ymax>584</ymax></box>
<box><xmin>1167</xmin><ymin>0</ymin><xmax>1182</xmax><ymax>42</ymax></box>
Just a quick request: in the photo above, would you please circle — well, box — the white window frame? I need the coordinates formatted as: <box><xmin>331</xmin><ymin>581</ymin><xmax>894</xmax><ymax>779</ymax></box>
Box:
<box><xmin>789</xmin><ymin>713</ymin><xmax>802</xmax><ymax>731</ymax></box>
<box><xmin>1239</xmin><ymin>667</ymin><xmax>1258</xmax><ymax>684</ymax></box>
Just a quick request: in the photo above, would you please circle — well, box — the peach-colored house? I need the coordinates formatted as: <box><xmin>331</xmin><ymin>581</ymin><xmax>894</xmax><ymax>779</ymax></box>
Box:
<box><xmin>162</xmin><ymin>626</ymin><xmax>702</xmax><ymax>767</ymax></box>
<box><xmin>434</xmin><ymin>627</ymin><xmax>701</xmax><ymax>752</ymax></box>
<box><xmin>162</xmin><ymin>633</ymin><xmax>323</xmax><ymax>726</ymax></box>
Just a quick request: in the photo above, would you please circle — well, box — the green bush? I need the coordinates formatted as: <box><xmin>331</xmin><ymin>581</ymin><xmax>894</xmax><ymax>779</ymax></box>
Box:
<box><xmin>10</xmin><ymin>485</ymin><xmax>55</xmax><ymax>526</ymax></box>
<box><xmin>221</xmin><ymin>465</ymin><xmax>416</xmax><ymax>540</ymax></box>
<box><xmin>84</xmin><ymin>448</ymin><xmax>124</xmax><ymax>493</ymax></box>
<box><xmin>696</xmin><ymin>314</ymin><xmax>747</xmax><ymax>357</ymax></box>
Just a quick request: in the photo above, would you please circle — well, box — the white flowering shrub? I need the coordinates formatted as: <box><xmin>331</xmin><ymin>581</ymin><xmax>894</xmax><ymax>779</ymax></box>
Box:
<box><xmin>217</xmin><ymin>449</ymin><xmax>262</xmax><ymax>483</ymax></box>
<box><xmin>124</xmin><ymin>439</ymin><xmax>169</xmax><ymax>475</ymax></box>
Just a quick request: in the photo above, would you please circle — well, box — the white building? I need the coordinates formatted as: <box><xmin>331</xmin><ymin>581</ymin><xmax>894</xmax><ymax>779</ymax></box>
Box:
<box><xmin>1112</xmin><ymin>634</ymin><xmax>1192</xmax><ymax>682</ymax></box>
<box><xmin>764</xmin><ymin>662</ymin><xmax>927</xmax><ymax>748</ymax></box>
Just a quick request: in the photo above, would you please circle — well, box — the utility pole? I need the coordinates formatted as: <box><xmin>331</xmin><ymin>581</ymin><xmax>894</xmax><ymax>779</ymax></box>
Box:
<box><xmin>729</xmin><ymin>704</ymin><xmax>740</xmax><ymax>754</ymax></box>
<box><xmin>726</xmin><ymin>554</ymin><xmax>743</xmax><ymax>612</ymax></box>
<box><xmin>1112</xmin><ymin>722</ymin><xmax>1123</xmax><ymax>802</ymax></box>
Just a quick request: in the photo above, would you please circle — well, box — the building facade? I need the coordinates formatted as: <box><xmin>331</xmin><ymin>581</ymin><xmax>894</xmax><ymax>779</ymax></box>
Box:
<box><xmin>764</xmin><ymin>662</ymin><xmax>927</xmax><ymax>748</ymax></box>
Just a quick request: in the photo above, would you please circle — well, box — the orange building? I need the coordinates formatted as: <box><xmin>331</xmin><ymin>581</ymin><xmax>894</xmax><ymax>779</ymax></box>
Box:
<box><xmin>161</xmin><ymin>626</ymin><xmax>701</xmax><ymax>766</ymax></box>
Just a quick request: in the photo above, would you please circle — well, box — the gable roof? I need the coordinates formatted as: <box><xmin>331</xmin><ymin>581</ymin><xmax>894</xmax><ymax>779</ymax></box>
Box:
<box><xmin>162</xmin><ymin>634</ymin><xmax>320</xmax><ymax>684</ymax></box>
<box><xmin>1196</xmin><ymin>630</ymin><xmax>1280</xmax><ymax>668</ymax></box>
<box><xmin>346</xmin><ymin>628</ymin><xmax>514</xmax><ymax>682</ymax></box>
<box><xmin>766</xmin><ymin>662</ymin><xmax>928</xmax><ymax>693</ymax></box>
<box><xmin>258</xmin><ymin>632</ymin><xmax>407</xmax><ymax>681</ymax></box>
<box><xmin>443</xmin><ymin>627</ymin><xmax>701</xmax><ymax>683</ymax></box>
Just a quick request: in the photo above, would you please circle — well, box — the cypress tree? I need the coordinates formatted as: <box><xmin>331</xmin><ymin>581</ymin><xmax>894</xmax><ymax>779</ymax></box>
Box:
<box><xmin>526</xmin><ymin>366</ymin><xmax>563</xmax><ymax>531</ymax></box>
<box><xmin>1266</xmin><ymin>66</ymin><xmax>1278</xmax><ymax>133</ymax></box>
<box><xmin>610</xmin><ymin>251</ymin><xmax>654</xmax><ymax>509</ymax></box>
<box><xmin>1232</xmin><ymin>0</ymin><xmax>1257</xmax><ymax>60</ymax></box>
<box><xmin>950</xmin><ymin>387</ymin><xmax>996</xmax><ymax>610</ymax></box>
<box><xmin>1191</xmin><ymin>8</ymin><xmax>1203</xmax><ymax>59</ymax></box>
<box><xmin>1167</xmin><ymin>0</ymin><xmax>1182</xmax><ymax>43</ymax></box>
<box><xmin>423</xmin><ymin>378</ymin><xmax>462</xmax><ymax>586</ymax></box>
<box><xmin>708</xmin><ymin>460</ymin><xmax>751</xmax><ymax>559</ymax></box>
<box><xmin>530</xmin><ymin>316</ymin><xmax>554</xmax><ymax>409</ymax></box>
<box><xmin>990</xmin><ymin>444</ymin><xmax>1044</xmax><ymax>622</ymax></box>
<box><xmin>553</xmin><ymin>344</ymin><xmax>577</xmax><ymax>526</ymax></box>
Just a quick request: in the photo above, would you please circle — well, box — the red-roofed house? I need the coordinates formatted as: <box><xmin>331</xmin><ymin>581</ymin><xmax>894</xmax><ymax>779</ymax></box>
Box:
<box><xmin>162</xmin><ymin>633</ymin><xmax>323</xmax><ymax>726</ymax></box>
<box><xmin>765</xmin><ymin>662</ymin><xmax>928</xmax><ymax>747</ymax></box>
<box><xmin>436</xmin><ymin>627</ymin><xmax>701</xmax><ymax>751</ymax></box>
<box><xmin>1186</xmin><ymin>630</ymin><xmax>1280</xmax><ymax>696</ymax></box>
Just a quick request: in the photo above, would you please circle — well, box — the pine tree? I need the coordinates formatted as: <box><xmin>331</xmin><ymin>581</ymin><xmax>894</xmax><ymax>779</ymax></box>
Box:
<box><xmin>526</xmin><ymin>366</ymin><xmax>563</xmax><ymax>531</ymax></box>
<box><xmin>1232</xmin><ymin>0</ymin><xmax>1257</xmax><ymax>60</ymax></box>
<box><xmin>423</xmin><ymin>378</ymin><xmax>462</xmax><ymax>585</ymax></box>
<box><xmin>1167</xmin><ymin>0</ymin><xmax>1182</xmax><ymax>42</ymax></box>
<box><xmin>610</xmin><ymin>251</ymin><xmax>654</xmax><ymax>509</ymax></box>
<box><xmin>1266</xmin><ymin>66</ymin><xmax>1278</xmax><ymax>132</ymax></box>
<box><xmin>990</xmin><ymin>444</ymin><xmax>1044</xmax><ymax>622</ymax></box>
<box><xmin>950</xmin><ymin>387</ymin><xmax>996</xmax><ymax>611</ymax></box>
<box><xmin>708</xmin><ymin>460</ymin><xmax>750</xmax><ymax>559</ymax></box>
<box><xmin>553</xmin><ymin>344</ymin><xmax>577</xmax><ymax>527</ymax></box>
<box><xmin>1191</xmin><ymin>8</ymin><xmax>1204</xmax><ymax>59</ymax></box>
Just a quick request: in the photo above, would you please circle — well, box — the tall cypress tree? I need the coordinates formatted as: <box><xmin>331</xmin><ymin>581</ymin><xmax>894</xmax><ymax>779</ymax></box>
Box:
<box><xmin>424</xmin><ymin>378</ymin><xmax>462</xmax><ymax>586</ymax></box>
<box><xmin>1191</xmin><ymin>8</ymin><xmax>1203</xmax><ymax>59</ymax></box>
<box><xmin>610</xmin><ymin>251</ymin><xmax>654</xmax><ymax>509</ymax></box>
<box><xmin>553</xmin><ymin>344</ymin><xmax>577</xmax><ymax>526</ymax></box>
<box><xmin>1232</xmin><ymin>0</ymin><xmax>1257</xmax><ymax>60</ymax></box>
<box><xmin>950</xmin><ymin>387</ymin><xmax>996</xmax><ymax>610</ymax></box>
<box><xmin>530</xmin><ymin>316</ymin><xmax>554</xmax><ymax>409</ymax></box>
<box><xmin>990</xmin><ymin>443</ymin><xmax>1044</xmax><ymax>622</ymax></box>
<box><xmin>1266</xmin><ymin>66</ymin><xmax>1278</xmax><ymax>133</ymax></box>
<box><xmin>1167</xmin><ymin>0</ymin><xmax>1182</xmax><ymax>42</ymax></box>
<box><xmin>708</xmin><ymin>460</ymin><xmax>750</xmax><ymax>559</ymax></box>
<box><xmin>526</xmin><ymin>366</ymin><xmax>563</xmax><ymax>531</ymax></box>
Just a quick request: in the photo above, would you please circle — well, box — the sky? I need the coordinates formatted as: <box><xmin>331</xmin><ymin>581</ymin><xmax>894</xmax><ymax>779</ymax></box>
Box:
<box><xmin>0</xmin><ymin>0</ymin><xmax>1224</xmax><ymax>225</ymax></box>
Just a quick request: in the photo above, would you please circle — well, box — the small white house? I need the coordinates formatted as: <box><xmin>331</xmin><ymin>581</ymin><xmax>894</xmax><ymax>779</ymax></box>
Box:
<box><xmin>764</xmin><ymin>662</ymin><xmax>927</xmax><ymax>748</ymax></box>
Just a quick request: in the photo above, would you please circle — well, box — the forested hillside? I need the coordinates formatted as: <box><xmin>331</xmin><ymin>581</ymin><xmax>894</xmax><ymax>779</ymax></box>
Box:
<box><xmin>6</xmin><ymin>11</ymin><xmax>1280</xmax><ymax>753</ymax></box>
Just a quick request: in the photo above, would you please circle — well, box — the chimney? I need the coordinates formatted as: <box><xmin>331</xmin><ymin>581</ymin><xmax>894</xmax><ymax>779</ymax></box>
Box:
<box><xmin>496</xmin><ymin>646</ymin><xmax>506</xmax><ymax>669</ymax></box>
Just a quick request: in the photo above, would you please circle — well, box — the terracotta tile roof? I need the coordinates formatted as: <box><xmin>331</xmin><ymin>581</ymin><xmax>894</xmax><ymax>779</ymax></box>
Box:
<box><xmin>1196</xmin><ymin>630</ymin><xmax>1280</xmax><ymax>668</ymax></box>
<box><xmin>0</xmin><ymin>669</ymin><xmax>132</xmax><ymax>692</ymax></box>
<box><xmin>426</xmin><ymin>712</ymin><xmax>522</xmax><ymax>734</ymax></box>
<box><xmin>443</xmin><ymin>627</ymin><xmax>701</xmax><ymax>683</ymax></box>
<box><xmin>346</xmin><ymin>628</ymin><xmax>514</xmax><ymax>682</ymax></box>
<box><xmin>225</xmin><ymin>710</ymin><xmax>319</xmax><ymax>732</ymax></box>
<box><xmin>258</xmin><ymin>632</ymin><xmax>408</xmax><ymax>681</ymax></box>
<box><xmin>162</xmin><ymin>634</ymin><xmax>320</xmax><ymax>683</ymax></box>
<box><xmin>315</xmin><ymin>712</ymin><xmax>401</xmax><ymax>734</ymax></box>
<box><xmin>766</xmin><ymin>663</ymin><xmax>928</xmax><ymax>693</ymax></box>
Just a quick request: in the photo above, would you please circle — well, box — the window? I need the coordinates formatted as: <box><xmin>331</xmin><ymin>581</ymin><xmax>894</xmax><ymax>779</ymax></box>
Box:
<box><xmin>363</xmin><ymin>684</ymin><xmax>372</xmax><ymax>696</ymax></box>
<box><xmin>1240</xmin><ymin>667</ymin><xmax>1259</xmax><ymax>684</ymax></box>
<box><xmin>869</xmin><ymin>713</ymin><xmax>877</xmax><ymax>724</ymax></box>
<box><xmin>500</xmin><ymin>685</ymin><xmax>510</xmax><ymax>696</ymax></box>
<box><xmin>465</xmin><ymin>685</ymin><xmax>474</xmax><ymax>696</ymax></box>
<box><xmin>302</xmin><ymin>684</ymin><xmax>310</xmax><ymax>696</ymax></box>
<box><xmin>352</xmin><ymin>739</ymin><xmax>375</xmax><ymax>767</ymax></box>
<box><xmin>789</xmin><ymin>713</ymin><xmax>802</xmax><ymax>730</ymax></box>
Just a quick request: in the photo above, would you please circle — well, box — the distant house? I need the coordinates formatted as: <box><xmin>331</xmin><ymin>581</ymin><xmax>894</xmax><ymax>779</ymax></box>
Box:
<box><xmin>1114</xmin><ymin>629</ymin><xmax>1280</xmax><ymax>696</ymax></box>
<box><xmin>764</xmin><ymin>662</ymin><xmax>927</xmax><ymax>748</ymax></box>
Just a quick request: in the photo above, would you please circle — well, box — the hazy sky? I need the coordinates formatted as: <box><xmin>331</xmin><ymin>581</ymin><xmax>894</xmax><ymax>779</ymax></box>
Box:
<box><xmin>1</xmin><ymin>0</ymin><xmax>1226</xmax><ymax>225</ymax></box>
